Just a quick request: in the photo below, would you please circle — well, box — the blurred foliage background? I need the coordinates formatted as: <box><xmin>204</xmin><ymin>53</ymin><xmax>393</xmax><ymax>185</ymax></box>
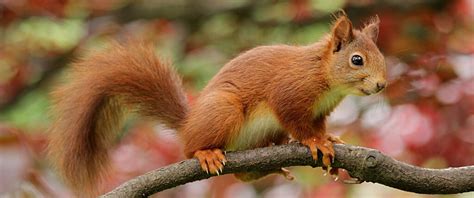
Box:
<box><xmin>0</xmin><ymin>0</ymin><xmax>473</xmax><ymax>197</ymax></box>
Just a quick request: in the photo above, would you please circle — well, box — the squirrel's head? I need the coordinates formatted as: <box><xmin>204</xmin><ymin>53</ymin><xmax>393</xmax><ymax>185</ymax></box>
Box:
<box><xmin>327</xmin><ymin>14</ymin><xmax>387</xmax><ymax>96</ymax></box>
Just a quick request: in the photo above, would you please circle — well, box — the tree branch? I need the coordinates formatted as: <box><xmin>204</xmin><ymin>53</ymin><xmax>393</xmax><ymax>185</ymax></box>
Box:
<box><xmin>101</xmin><ymin>143</ymin><xmax>474</xmax><ymax>197</ymax></box>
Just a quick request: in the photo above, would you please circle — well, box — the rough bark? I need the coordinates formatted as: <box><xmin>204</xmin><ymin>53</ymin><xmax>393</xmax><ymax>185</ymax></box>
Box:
<box><xmin>101</xmin><ymin>143</ymin><xmax>474</xmax><ymax>197</ymax></box>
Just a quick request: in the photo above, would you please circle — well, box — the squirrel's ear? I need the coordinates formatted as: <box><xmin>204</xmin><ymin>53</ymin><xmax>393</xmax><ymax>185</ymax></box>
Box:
<box><xmin>331</xmin><ymin>14</ymin><xmax>354</xmax><ymax>53</ymax></box>
<box><xmin>362</xmin><ymin>15</ymin><xmax>380</xmax><ymax>43</ymax></box>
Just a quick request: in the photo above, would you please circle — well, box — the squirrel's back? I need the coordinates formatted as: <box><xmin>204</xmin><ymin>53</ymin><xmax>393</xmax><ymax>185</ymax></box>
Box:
<box><xmin>202</xmin><ymin>43</ymin><xmax>330</xmax><ymax>101</ymax></box>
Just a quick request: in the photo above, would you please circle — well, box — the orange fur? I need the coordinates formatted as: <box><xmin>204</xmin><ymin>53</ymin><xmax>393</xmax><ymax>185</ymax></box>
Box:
<box><xmin>48</xmin><ymin>13</ymin><xmax>386</xmax><ymax>195</ymax></box>
<box><xmin>48</xmin><ymin>42</ymin><xmax>188</xmax><ymax>195</ymax></box>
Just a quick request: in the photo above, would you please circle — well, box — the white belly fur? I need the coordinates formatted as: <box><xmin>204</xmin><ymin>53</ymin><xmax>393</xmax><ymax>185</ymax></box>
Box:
<box><xmin>227</xmin><ymin>90</ymin><xmax>344</xmax><ymax>151</ymax></box>
<box><xmin>226</xmin><ymin>102</ymin><xmax>283</xmax><ymax>151</ymax></box>
<box><xmin>312</xmin><ymin>88</ymin><xmax>345</xmax><ymax>117</ymax></box>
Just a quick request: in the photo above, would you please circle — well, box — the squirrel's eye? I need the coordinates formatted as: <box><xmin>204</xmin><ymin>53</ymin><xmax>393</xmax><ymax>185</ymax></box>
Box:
<box><xmin>351</xmin><ymin>55</ymin><xmax>364</xmax><ymax>66</ymax></box>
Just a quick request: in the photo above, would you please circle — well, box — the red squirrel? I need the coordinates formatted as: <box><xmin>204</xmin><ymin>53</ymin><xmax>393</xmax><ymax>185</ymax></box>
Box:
<box><xmin>48</xmin><ymin>13</ymin><xmax>386</xmax><ymax>195</ymax></box>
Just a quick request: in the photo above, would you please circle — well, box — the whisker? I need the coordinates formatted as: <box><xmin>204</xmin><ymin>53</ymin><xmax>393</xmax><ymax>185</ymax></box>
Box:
<box><xmin>363</xmin><ymin>77</ymin><xmax>376</xmax><ymax>84</ymax></box>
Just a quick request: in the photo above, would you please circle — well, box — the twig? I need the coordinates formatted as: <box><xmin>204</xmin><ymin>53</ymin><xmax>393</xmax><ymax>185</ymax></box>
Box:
<box><xmin>101</xmin><ymin>143</ymin><xmax>474</xmax><ymax>197</ymax></box>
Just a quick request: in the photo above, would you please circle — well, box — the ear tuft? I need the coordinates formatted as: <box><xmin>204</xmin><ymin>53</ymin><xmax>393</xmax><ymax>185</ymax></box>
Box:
<box><xmin>362</xmin><ymin>15</ymin><xmax>380</xmax><ymax>43</ymax></box>
<box><xmin>330</xmin><ymin>11</ymin><xmax>354</xmax><ymax>52</ymax></box>
<box><xmin>331</xmin><ymin>9</ymin><xmax>348</xmax><ymax>20</ymax></box>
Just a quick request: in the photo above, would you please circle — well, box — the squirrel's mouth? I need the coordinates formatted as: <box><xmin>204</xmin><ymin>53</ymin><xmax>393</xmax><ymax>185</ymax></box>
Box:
<box><xmin>359</xmin><ymin>89</ymin><xmax>371</xmax><ymax>95</ymax></box>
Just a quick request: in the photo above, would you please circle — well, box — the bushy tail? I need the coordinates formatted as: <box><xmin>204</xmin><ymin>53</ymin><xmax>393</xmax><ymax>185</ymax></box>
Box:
<box><xmin>48</xmin><ymin>41</ymin><xmax>188</xmax><ymax>195</ymax></box>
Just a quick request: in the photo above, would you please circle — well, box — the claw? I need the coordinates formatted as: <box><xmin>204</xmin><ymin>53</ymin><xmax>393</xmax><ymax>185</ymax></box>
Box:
<box><xmin>329</xmin><ymin>167</ymin><xmax>339</xmax><ymax>176</ymax></box>
<box><xmin>344</xmin><ymin>177</ymin><xmax>362</xmax><ymax>184</ymax></box>
<box><xmin>280</xmin><ymin>168</ymin><xmax>295</xmax><ymax>180</ymax></box>
<box><xmin>300</xmin><ymin>134</ymin><xmax>342</xmax><ymax>171</ymax></box>
<box><xmin>194</xmin><ymin>149</ymin><xmax>227</xmax><ymax>176</ymax></box>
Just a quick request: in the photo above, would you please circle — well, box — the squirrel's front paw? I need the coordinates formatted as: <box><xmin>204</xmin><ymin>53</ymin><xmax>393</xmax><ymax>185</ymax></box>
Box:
<box><xmin>194</xmin><ymin>149</ymin><xmax>227</xmax><ymax>175</ymax></box>
<box><xmin>300</xmin><ymin>135</ymin><xmax>336</xmax><ymax>169</ymax></box>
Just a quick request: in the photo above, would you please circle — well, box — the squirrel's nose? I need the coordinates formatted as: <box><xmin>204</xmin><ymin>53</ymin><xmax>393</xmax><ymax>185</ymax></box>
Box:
<box><xmin>376</xmin><ymin>82</ymin><xmax>386</xmax><ymax>91</ymax></box>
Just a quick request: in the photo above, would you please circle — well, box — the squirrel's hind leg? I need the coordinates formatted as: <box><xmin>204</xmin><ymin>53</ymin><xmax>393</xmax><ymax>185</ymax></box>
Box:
<box><xmin>194</xmin><ymin>149</ymin><xmax>226</xmax><ymax>175</ymax></box>
<box><xmin>181</xmin><ymin>90</ymin><xmax>244</xmax><ymax>175</ymax></box>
